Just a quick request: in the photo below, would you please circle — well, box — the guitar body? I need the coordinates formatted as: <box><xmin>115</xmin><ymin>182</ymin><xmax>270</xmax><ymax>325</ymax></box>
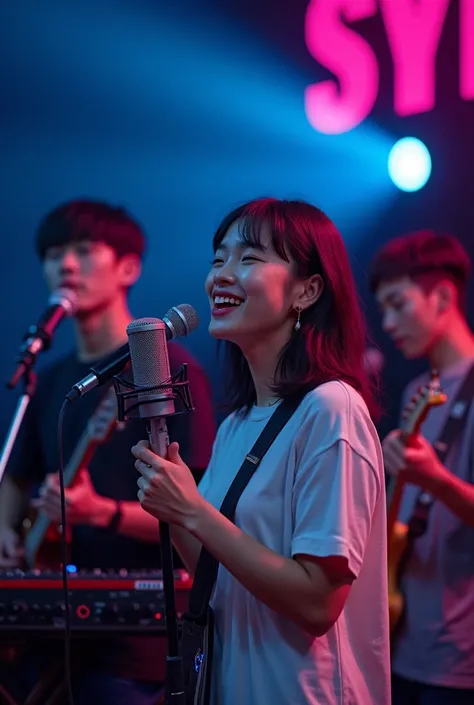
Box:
<box><xmin>22</xmin><ymin>389</ymin><xmax>117</xmax><ymax>570</ymax></box>
<box><xmin>386</xmin><ymin>371</ymin><xmax>447</xmax><ymax>639</ymax></box>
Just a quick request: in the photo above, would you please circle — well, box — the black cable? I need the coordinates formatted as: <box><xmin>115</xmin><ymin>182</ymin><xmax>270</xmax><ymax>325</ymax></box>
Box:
<box><xmin>57</xmin><ymin>398</ymin><xmax>75</xmax><ymax>705</ymax></box>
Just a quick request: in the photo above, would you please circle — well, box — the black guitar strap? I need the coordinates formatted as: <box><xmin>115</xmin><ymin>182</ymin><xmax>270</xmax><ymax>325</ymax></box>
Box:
<box><xmin>188</xmin><ymin>393</ymin><xmax>306</xmax><ymax>618</ymax></box>
<box><xmin>408</xmin><ymin>362</ymin><xmax>474</xmax><ymax>539</ymax></box>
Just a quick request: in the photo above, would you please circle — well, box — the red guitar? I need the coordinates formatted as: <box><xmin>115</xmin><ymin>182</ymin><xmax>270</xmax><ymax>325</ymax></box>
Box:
<box><xmin>23</xmin><ymin>389</ymin><xmax>118</xmax><ymax>569</ymax></box>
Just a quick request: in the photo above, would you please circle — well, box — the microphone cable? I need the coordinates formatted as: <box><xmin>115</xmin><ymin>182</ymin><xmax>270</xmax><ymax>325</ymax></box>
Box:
<box><xmin>57</xmin><ymin>398</ymin><xmax>75</xmax><ymax>705</ymax></box>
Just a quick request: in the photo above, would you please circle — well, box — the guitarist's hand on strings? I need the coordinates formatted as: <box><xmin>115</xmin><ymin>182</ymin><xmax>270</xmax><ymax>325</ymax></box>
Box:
<box><xmin>382</xmin><ymin>430</ymin><xmax>449</xmax><ymax>493</ymax></box>
<box><xmin>32</xmin><ymin>469</ymin><xmax>115</xmax><ymax>527</ymax></box>
<box><xmin>0</xmin><ymin>525</ymin><xmax>24</xmax><ymax>567</ymax></box>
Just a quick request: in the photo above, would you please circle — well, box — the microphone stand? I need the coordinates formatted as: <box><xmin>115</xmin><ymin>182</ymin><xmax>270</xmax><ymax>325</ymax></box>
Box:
<box><xmin>149</xmin><ymin>418</ymin><xmax>185</xmax><ymax>705</ymax></box>
<box><xmin>114</xmin><ymin>367</ymin><xmax>192</xmax><ymax>705</ymax></box>
<box><xmin>0</xmin><ymin>367</ymin><xmax>37</xmax><ymax>486</ymax></box>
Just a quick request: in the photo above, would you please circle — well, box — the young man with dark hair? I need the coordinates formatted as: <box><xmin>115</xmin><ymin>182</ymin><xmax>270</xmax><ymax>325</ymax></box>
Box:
<box><xmin>0</xmin><ymin>199</ymin><xmax>216</xmax><ymax>704</ymax></box>
<box><xmin>369</xmin><ymin>230</ymin><xmax>474</xmax><ymax>704</ymax></box>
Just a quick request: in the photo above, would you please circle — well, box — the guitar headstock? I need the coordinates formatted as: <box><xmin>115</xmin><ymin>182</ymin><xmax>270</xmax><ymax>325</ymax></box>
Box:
<box><xmin>87</xmin><ymin>387</ymin><xmax>118</xmax><ymax>442</ymax></box>
<box><xmin>400</xmin><ymin>369</ymin><xmax>447</xmax><ymax>441</ymax></box>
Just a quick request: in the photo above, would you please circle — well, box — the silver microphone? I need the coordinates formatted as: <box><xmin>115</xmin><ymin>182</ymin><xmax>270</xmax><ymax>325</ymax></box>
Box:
<box><xmin>126</xmin><ymin>316</ymin><xmax>186</xmax><ymax>457</ymax></box>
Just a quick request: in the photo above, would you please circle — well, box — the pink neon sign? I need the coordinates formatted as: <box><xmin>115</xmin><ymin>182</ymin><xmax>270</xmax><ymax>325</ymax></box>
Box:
<box><xmin>305</xmin><ymin>0</ymin><xmax>473</xmax><ymax>134</ymax></box>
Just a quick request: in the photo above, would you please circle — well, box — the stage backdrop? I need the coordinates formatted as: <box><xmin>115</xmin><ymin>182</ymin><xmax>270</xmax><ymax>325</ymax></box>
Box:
<box><xmin>1</xmin><ymin>0</ymin><xmax>472</xmax><ymax>442</ymax></box>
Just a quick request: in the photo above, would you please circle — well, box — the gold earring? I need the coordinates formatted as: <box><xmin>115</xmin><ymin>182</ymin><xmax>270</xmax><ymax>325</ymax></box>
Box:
<box><xmin>294</xmin><ymin>306</ymin><xmax>302</xmax><ymax>332</ymax></box>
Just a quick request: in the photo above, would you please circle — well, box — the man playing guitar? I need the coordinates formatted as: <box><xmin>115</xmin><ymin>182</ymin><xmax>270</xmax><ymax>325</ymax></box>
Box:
<box><xmin>0</xmin><ymin>200</ymin><xmax>216</xmax><ymax>705</ymax></box>
<box><xmin>370</xmin><ymin>230</ymin><xmax>474</xmax><ymax>704</ymax></box>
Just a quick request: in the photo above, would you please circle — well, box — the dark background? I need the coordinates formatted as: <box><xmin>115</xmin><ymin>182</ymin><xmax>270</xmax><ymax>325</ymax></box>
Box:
<box><xmin>1</xmin><ymin>0</ymin><xmax>472</xmax><ymax>440</ymax></box>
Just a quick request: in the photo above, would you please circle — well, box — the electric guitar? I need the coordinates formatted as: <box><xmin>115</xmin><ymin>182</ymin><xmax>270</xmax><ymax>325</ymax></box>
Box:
<box><xmin>23</xmin><ymin>388</ymin><xmax>118</xmax><ymax>569</ymax></box>
<box><xmin>387</xmin><ymin>370</ymin><xmax>447</xmax><ymax>635</ymax></box>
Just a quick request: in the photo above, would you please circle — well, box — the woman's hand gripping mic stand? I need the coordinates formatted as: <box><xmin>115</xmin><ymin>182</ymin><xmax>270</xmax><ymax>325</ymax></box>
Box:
<box><xmin>113</xmin><ymin>317</ymin><xmax>195</xmax><ymax>705</ymax></box>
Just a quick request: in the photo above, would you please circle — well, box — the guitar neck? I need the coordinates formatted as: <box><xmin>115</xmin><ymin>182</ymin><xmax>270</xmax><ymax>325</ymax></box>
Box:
<box><xmin>386</xmin><ymin>430</ymin><xmax>411</xmax><ymax>535</ymax></box>
<box><xmin>387</xmin><ymin>476</ymin><xmax>404</xmax><ymax>536</ymax></box>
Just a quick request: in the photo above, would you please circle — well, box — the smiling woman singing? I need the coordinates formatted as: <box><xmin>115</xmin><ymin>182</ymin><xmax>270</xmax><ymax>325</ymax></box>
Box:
<box><xmin>132</xmin><ymin>198</ymin><xmax>390</xmax><ymax>705</ymax></box>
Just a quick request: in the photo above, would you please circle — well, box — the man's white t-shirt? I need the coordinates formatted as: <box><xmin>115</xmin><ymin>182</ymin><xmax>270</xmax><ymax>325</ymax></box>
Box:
<box><xmin>198</xmin><ymin>381</ymin><xmax>390</xmax><ymax>705</ymax></box>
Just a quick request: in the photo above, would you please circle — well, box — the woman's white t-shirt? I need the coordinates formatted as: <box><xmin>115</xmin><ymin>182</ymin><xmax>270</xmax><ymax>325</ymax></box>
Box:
<box><xmin>198</xmin><ymin>381</ymin><xmax>390</xmax><ymax>705</ymax></box>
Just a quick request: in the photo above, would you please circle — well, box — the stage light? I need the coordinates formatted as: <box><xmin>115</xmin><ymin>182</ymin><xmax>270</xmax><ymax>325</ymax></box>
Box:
<box><xmin>388</xmin><ymin>137</ymin><xmax>431</xmax><ymax>192</ymax></box>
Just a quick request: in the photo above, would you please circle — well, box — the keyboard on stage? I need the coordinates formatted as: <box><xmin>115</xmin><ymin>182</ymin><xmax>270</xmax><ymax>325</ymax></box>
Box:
<box><xmin>0</xmin><ymin>568</ymin><xmax>192</xmax><ymax>635</ymax></box>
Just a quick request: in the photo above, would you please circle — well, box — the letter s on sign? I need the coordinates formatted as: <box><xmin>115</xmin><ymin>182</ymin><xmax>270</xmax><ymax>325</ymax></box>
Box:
<box><xmin>304</xmin><ymin>0</ymin><xmax>378</xmax><ymax>135</ymax></box>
